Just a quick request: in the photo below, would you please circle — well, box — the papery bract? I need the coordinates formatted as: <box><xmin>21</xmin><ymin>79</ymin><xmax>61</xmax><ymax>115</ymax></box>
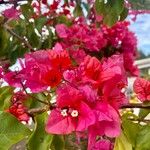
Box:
<box><xmin>3</xmin><ymin>7</ymin><xmax>19</xmax><ymax>19</ymax></box>
<box><xmin>134</xmin><ymin>78</ymin><xmax>150</xmax><ymax>101</ymax></box>
<box><xmin>48</xmin><ymin>49</ymin><xmax>71</xmax><ymax>71</ymax></box>
<box><xmin>102</xmin><ymin>21</ymin><xmax>138</xmax><ymax>76</ymax></box>
<box><xmin>4</xmin><ymin>72</ymin><xmax>22</xmax><ymax>87</ymax></box>
<box><xmin>56</xmin><ymin>24</ymin><xmax>107</xmax><ymax>52</ymax></box>
<box><xmin>7</xmin><ymin>91</ymin><xmax>29</xmax><ymax>122</ymax></box>
<box><xmin>56</xmin><ymin>24</ymin><xmax>68</xmax><ymax>38</ymax></box>
<box><xmin>46</xmin><ymin>84</ymin><xmax>95</xmax><ymax>134</ymax></box>
<box><xmin>11</xmin><ymin>48</ymin><xmax>72</xmax><ymax>92</ymax></box>
<box><xmin>0</xmin><ymin>67</ymin><xmax>3</xmax><ymax>79</ymax></box>
<box><xmin>88</xmin><ymin>102</ymin><xmax>120</xmax><ymax>150</ymax></box>
<box><xmin>91</xmin><ymin>139</ymin><xmax>113</xmax><ymax>150</ymax></box>
<box><xmin>41</xmin><ymin>69</ymin><xmax>62</xmax><ymax>87</ymax></box>
<box><xmin>101</xmin><ymin>55</ymin><xmax>127</xmax><ymax>98</ymax></box>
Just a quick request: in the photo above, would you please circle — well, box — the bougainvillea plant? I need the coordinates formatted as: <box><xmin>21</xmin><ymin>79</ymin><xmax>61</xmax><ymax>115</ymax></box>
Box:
<box><xmin>0</xmin><ymin>0</ymin><xmax>150</xmax><ymax>150</ymax></box>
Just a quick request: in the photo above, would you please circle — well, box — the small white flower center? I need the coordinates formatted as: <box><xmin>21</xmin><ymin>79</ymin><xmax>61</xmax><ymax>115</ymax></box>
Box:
<box><xmin>71</xmin><ymin>110</ymin><xmax>78</xmax><ymax>117</ymax></box>
<box><xmin>61</xmin><ymin>109</ymin><xmax>68</xmax><ymax>117</ymax></box>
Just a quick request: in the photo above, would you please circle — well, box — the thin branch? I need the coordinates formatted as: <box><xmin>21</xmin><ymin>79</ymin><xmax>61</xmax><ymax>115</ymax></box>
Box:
<box><xmin>4</xmin><ymin>25</ymin><xmax>34</xmax><ymax>52</ymax></box>
<box><xmin>128</xmin><ymin>118</ymin><xmax>150</xmax><ymax>123</ymax></box>
<box><xmin>20</xmin><ymin>81</ymin><xmax>49</xmax><ymax>105</ymax></box>
<box><xmin>120</xmin><ymin>103</ymin><xmax>150</xmax><ymax>109</ymax></box>
<box><xmin>29</xmin><ymin>94</ymin><xmax>49</xmax><ymax>105</ymax></box>
<box><xmin>27</xmin><ymin>107</ymin><xmax>47</xmax><ymax>115</ymax></box>
<box><xmin>0</xmin><ymin>0</ymin><xmax>28</xmax><ymax>5</ymax></box>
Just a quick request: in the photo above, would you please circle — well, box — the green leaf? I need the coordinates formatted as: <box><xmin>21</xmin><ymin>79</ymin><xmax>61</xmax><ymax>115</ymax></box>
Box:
<box><xmin>95</xmin><ymin>0</ymin><xmax>105</xmax><ymax>15</ymax></box>
<box><xmin>122</xmin><ymin>118</ymin><xmax>141</xmax><ymax>147</ymax></box>
<box><xmin>14</xmin><ymin>19</ymin><xmax>26</xmax><ymax>36</ymax></box>
<box><xmin>55</xmin><ymin>15</ymin><xmax>72</xmax><ymax>26</ymax></box>
<box><xmin>35</xmin><ymin>17</ymin><xmax>47</xmax><ymax>33</ymax></box>
<box><xmin>111</xmin><ymin>0</ymin><xmax>124</xmax><ymax>15</ymax></box>
<box><xmin>0</xmin><ymin>112</ymin><xmax>31</xmax><ymax>150</ymax></box>
<box><xmin>73</xmin><ymin>3</ymin><xmax>83</xmax><ymax>17</ymax></box>
<box><xmin>119</xmin><ymin>7</ymin><xmax>129</xmax><ymax>21</ymax></box>
<box><xmin>9</xmin><ymin>45</ymin><xmax>28</xmax><ymax>63</ymax></box>
<box><xmin>41</xmin><ymin>29</ymin><xmax>53</xmax><ymax>49</ymax></box>
<box><xmin>0</xmin><ymin>86</ymin><xmax>14</xmax><ymax>110</ymax></box>
<box><xmin>25</xmin><ymin>93</ymin><xmax>47</xmax><ymax>109</ymax></box>
<box><xmin>135</xmin><ymin>125</ymin><xmax>150</xmax><ymax>150</ymax></box>
<box><xmin>21</xmin><ymin>4</ymin><xmax>34</xmax><ymax>19</ymax></box>
<box><xmin>26</xmin><ymin>23</ymin><xmax>41</xmax><ymax>48</ymax></box>
<box><xmin>0</xmin><ymin>27</ymin><xmax>9</xmax><ymax>56</ymax></box>
<box><xmin>95</xmin><ymin>0</ymin><xmax>125</xmax><ymax>26</ymax></box>
<box><xmin>0</xmin><ymin>16</ymin><xmax>4</xmax><ymax>24</ymax></box>
<box><xmin>27</xmin><ymin>113</ymin><xmax>53</xmax><ymax>150</ymax></box>
<box><xmin>7</xmin><ymin>20</ymin><xmax>18</xmax><ymax>29</ymax></box>
<box><xmin>103</xmin><ymin>10</ymin><xmax>118</xmax><ymax>26</ymax></box>
<box><xmin>114</xmin><ymin>132</ymin><xmax>132</xmax><ymax>150</ymax></box>
<box><xmin>139</xmin><ymin>108</ymin><xmax>150</xmax><ymax>120</ymax></box>
<box><xmin>51</xmin><ymin>135</ymin><xmax>65</xmax><ymax>150</ymax></box>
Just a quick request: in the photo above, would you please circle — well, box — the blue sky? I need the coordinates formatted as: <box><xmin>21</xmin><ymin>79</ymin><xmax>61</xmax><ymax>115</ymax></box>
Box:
<box><xmin>129</xmin><ymin>14</ymin><xmax>150</xmax><ymax>55</ymax></box>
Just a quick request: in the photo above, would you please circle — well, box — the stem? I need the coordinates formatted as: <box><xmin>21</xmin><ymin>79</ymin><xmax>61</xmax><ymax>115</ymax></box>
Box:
<box><xmin>20</xmin><ymin>81</ymin><xmax>49</xmax><ymax>105</ymax></box>
<box><xmin>128</xmin><ymin>118</ymin><xmax>150</xmax><ymax>123</ymax></box>
<box><xmin>27</xmin><ymin>107</ymin><xmax>47</xmax><ymax>115</ymax></box>
<box><xmin>0</xmin><ymin>0</ymin><xmax>27</xmax><ymax>5</ymax></box>
<box><xmin>4</xmin><ymin>25</ymin><xmax>34</xmax><ymax>52</ymax></box>
<box><xmin>120</xmin><ymin>103</ymin><xmax>150</xmax><ymax>109</ymax></box>
<box><xmin>29</xmin><ymin>95</ymin><xmax>49</xmax><ymax>105</ymax></box>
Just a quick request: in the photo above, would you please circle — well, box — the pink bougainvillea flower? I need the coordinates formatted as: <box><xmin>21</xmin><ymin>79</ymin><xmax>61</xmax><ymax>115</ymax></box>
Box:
<box><xmin>3</xmin><ymin>7</ymin><xmax>19</xmax><ymax>19</ymax></box>
<box><xmin>122</xmin><ymin>28</ymin><xmax>139</xmax><ymax>76</ymax></box>
<box><xmin>56</xmin><ymin>23</ymin><xmax>107</xmax><ymax>52</ymax></box>
<box><xmin>88</xmin><ymin>102</ymin><xmax>120</xmax><ymax>149</ymax></box>
<box><xmin>80</xmin><ymin>55</ymin><xmax>102</xmax><ymax>87</ymax></box>
<box><xmin>123</xmin><ymin>52</ymin><xmax>139</xmax><ymax>76</ymax></box>
<box><xmin>4</xmin><ymin>71</ymin><xmax>22</xmax><ymax>87</ymax></box>
<box><xmin>102</xmin><ymin>21</ymin><xmax>129</xmax><ymax>48</ymax></box>
<box><xmin>53</xmin><ymin>42</ymin><xmax>63</xmax><ymax>52</ymax></box>
<box><xmin>105</xmin><ymin>88</ymin><xmax>127</xmax><ymax>109</ymax></box>
<box><xmin>100</xmin><ymin>55</ymin><xmax>127</xmax><ymax>97</ymax></box>
<box><xmin>18</xmin><ymin>48</ymin><xmax>71</xmax><ymax>92</ymax></box>
<box><xmin>133</xmin><ymin>78</ymin><xmax>150</xmax><ymax>101</ymax></box>
<box><xmin>46</xmin><ymin>85</ymin><xmax>95</xmax><ymax>134</ymax></box>
<box><xmin>23</xmin><ymin>53</ymin><xmax>48</xmax><ymax>92</ymax></box>
<box><xmin>42</xmin><ymin>0</ymin><xmax>47</xmax><ymax>5</ymax></box>
<box><xmin>12</xmin><ymin>91</ymin><xmax>28</xmax><ymax>102</ymax></box>
<box><xmin>48</xmin><ymin>49</ymin><xmax>71</xmax><ymax>71</ymax></box>
<box><xmin>64</xmin><ymin>55</ymin><xmax>126</xmax><ymax>106</ymax></box>
<box><xmin>7</xmin><ymin>48</ymin><xmax>70</xmax><ymax>93</ymax></box>
<box><xmin>102</xmin><ymin>21</ymin><xmax>138</xmax><ymax>76</ymax></box>
<box><xmin>8</xmin><ymin>102</ymin><xmax>29</xmax><ymax>122</ymax></box>
<box><xmin>69</xmin><ymin>49</ymin><xmax>86</xmax><ymax>64</ymax></box>
<box><xmin>56</xmin><ymin>24</ymin><xmax>69</xmax><ymax>38</ymax></box>
<box><xmin>91</xmin><ymin>139</ymin><xmax>113</xmax><ymax>150</ymax></box>
<box><xmin>79</xmin><ymin>84</ymin><xmax>98</xmax><ymax>103</ymax></box>
<box><xmin>25</xmin><ymin>50</ymin><xmax>51</xmax><ymax>66</ymax></box>
<box><xmin>0</xmin><ymin>67</ymin><xmax>3</xmax><ymax>79</ymax></box>
<box><xmin>7</xmin><ymin>92</ymin><xmax>29</xmax><ymax>123</ymax></box>
<box><xmin>41</xmin><ymin>69</ymin><xmax>62</xmax><ymax>87</ymax></box>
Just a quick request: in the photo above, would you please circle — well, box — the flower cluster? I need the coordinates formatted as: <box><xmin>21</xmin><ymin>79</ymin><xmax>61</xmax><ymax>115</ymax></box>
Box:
<box><xmin>0</xmin><ymin>0</ymin><xmax>148</xmax><ymax>149</ymax></box>
<box><xmin>3</xmin><ymin>43</ymin><xmax>128</xmax><ymax>149</ymax></box>
<box><xmin>32</xmin><ymin>0</ymin><xmax>73</xmax><ymax>19</ymax></box>
<box><xmin>2</xmin><ymin>20</ymin><xmax>138</xmax><ymax>150</ymax></box>
<box><xmin>7</xmin><ymin>91</ymin><xmax>29</xmax><ymax>123</ymax></box>
<box><xmin>56</xmin><ymin>21</ymin><xmax>138</xmax><ymax>76</ymax></box>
